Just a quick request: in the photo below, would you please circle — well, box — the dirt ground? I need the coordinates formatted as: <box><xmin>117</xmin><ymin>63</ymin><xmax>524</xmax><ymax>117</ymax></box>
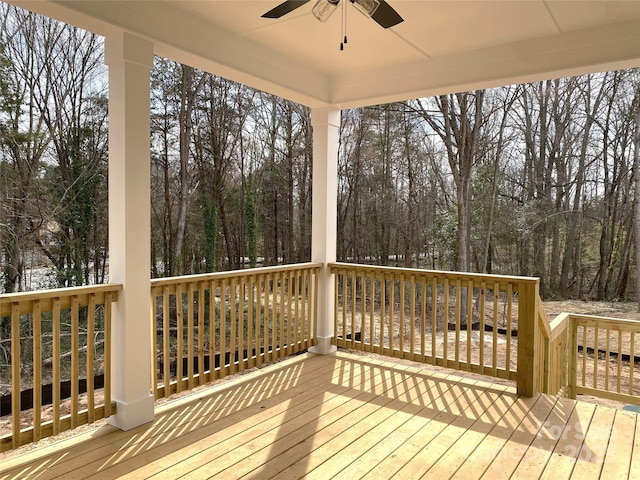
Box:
<box><xmin>542</xmin><ymin>299</ymin><xmax>639</xmax><ymax>321</ymax></box>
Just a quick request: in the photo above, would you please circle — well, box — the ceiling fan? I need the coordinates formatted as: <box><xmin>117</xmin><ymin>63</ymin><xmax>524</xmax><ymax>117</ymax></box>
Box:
<box><xmin>262</xmin><ymin>0</ymin><xmax>404</xmax><ymax>29</ymax></box>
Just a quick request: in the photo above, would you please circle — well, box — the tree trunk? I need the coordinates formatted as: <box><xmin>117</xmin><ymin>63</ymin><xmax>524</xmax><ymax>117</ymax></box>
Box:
<box><xmin>634</xmin><ymin>105</ymin><xmax>640</xmax><ymax>311</ymax></box>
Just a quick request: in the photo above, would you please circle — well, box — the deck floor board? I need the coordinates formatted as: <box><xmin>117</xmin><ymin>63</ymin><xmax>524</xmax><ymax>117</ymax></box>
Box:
<box><xmin>0</xmin><ymin>351</ymin><xmax>637</xmax><ymax>480</ymax></box>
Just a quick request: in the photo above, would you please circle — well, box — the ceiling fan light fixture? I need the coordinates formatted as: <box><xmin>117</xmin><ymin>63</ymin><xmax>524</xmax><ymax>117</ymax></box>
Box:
<box><xmin>312</xmin><ymin>0</ymin><xmax>340</xmax><ymax>22</ymax></box>
<box><xmin>352</xmin><ymin>0</ymin><xmax>380</xmax><ymax>18</ymax></box>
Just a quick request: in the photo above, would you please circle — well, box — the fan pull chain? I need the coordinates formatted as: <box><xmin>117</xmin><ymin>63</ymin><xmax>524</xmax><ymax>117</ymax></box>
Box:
<box><xmin>340</xmin><ymin>0</ymin><xmax>348</xmax><ymax>50</ymax></box>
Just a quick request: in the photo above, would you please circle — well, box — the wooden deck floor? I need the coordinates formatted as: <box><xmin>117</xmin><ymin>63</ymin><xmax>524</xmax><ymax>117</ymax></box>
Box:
<box><xmin>1</xmin><ymin>351</ymin><xmax>639</xmax><ymax>479</ymax></box>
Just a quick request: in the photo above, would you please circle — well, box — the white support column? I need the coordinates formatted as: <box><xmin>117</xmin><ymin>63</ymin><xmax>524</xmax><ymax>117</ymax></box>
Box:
<box><xmin>104</xmin><ymin>30</ymin><xmax>155</xmax><ymax>430</ymax></box>
<box><xmin>309</xmin><ymin>107</ymin><xmax>340</xmax><ymax>355</ymax></box>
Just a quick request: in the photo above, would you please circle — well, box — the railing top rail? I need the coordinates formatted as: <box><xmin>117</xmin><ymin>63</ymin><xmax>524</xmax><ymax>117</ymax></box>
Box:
<box><xmin>0</xmin><ymin>283</ymin><xmax>123</xmax><ymax>304</ymax></box>
<box><xmin>150</xmin><ymin>262</ymin><xmax>323</xmax><ymax>287</ymax></box>
<box><xmin>537</xmin><ymin>296</ymin><xmax>551</xmax><ymax>339</ymax></box>
<box><xmin>569</xmin><ymin>313</ymin><xmax>640</xmax><ymax>330</ymax></box>
<box><xmin>546</xmin><ymin>311</ymin><xmax>640</xmax><ymax>340</ymax></box>
<box><xmin>329</xmin><ymin>262</ymin><xmax>540</xmax><ymax>285</ymax></box>
<box><xmin>548</xmin><ymin>312</ymin><xmax>572</xmax><ymax>341</ymax></box>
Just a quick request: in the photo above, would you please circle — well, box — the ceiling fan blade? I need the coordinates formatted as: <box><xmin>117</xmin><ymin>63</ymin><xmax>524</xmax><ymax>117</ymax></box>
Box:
<box><xmin>262</xmin><ymin>1</ymin><xmax>312</xmax><ymax>19</ymax></box>
<box><xmin>371</xmin><ymin>1</ymin><xmax>403</xmax><ymax>28</ymax></box>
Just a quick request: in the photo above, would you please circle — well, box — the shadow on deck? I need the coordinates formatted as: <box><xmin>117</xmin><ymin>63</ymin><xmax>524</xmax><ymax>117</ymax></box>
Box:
<box><xmin>1</xmin><ymin>351</ymin><xmax>638</xmax><ymax>479</ymax></box>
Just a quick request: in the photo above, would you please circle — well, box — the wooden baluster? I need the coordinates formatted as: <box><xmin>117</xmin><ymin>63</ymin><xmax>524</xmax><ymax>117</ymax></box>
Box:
<box><xmin>351</xmin><ymin>270</ymin><xmax>357</xmax><ymax>350</ymax></box>
<box><xmin>420</xmin><ymin>278</ymin><xmax>426</xmax><ymax>360</ymax></box>
<box><xmin>431</xmin><ymin>278</ymin><xmax>437</xmax><ymax>365</ymax></box>
<box><xmin>283</xmin><ymin>272</ymin><xmax>288</xmax><ymax>354</ymax></box>
<box><xmin>293</xmin><ymin>271</ymin><xmax>299</xmax><ymax>353</ymax></box>
<box><xmin>70</xmin><ymin>296</ymin><xmax>79</xmax><ymax>429</ymax></box>
<box><xmin>264</xmin><ymin>275</ymin><xmax>271</xmax><ymax>363</ymax></box>
<box><xmin>307</xmin><ymin>267</ymin><xmax>312</xmax><ymax>346</ymax></box>
<box><xmin>492</xmin><ymin>282</ymin><xmax>499</xmax><ymax>375</ymax></box>
<box><xmin>198</xmin><ymin>282</ymin><xmax>205</xmax><ymax>383</ymax></box>
<box><xmin>582</xmin><ymin>326</ymin><xmax>587</xmax><ymax>387</ymax></box>
<box><xmin>163</xmin><ymin>286</ymin><xmax>170</xmax><ymax>395</ymax></box>
<box><xmin>176</xmin><ymin>284</ymin><xmax>184</xmax><ymax>393</ymax></box>
<box><xmin>389</xmin><ymin>276</ymin><xmax>395</xmax><ymax>356</ymax></box>
<box><xmin>150</xmin><ymin>289</ymin><xmax>157</xmax><ymax>398</ymax></box>
<box><xmin>593</xmin><ymin>326</ymin><xmax>599</xmax><ymax>390</ymax></box>
<box><xmin>238</xmin><ymin>277</ymin><xmax>245</xmax><ymax>372</ymax></box>
<box><xmin>466</xmin><ymin>280</ymin><xmax>473</xmax><ymax>369</ymax></box>
<box><xmin>104</xmin><ymin>294</ymin><xmax>112</xmax><ymax>417</ymax></box>
<box><xmin>342</xmin><ymin>272</ymin><xmax>347</xmax><ymax>349</ymax></box>
<box><xmin>230</xmin><ymin>277</ymin><xmax>238</xmax><ymax>372</ymax></box>
<box><xmin>289</xmin><ymin>270</ymin><xmax>303</xmax><ymax>353</ymax></box>
<box><xmin>479</xmin><ymin>283</ymin><xmax>486</xmax><ymax>370</ymax></box>
<box><xmin>605</xmin><ymin>328</ymin><xmax>611</xmax><ymax>391</ymax></box>
<box><xmin>33</xmin><ymin>300</ymin><xmax>42</xmax><ymax>442</ymax></box>
<box><xmin>568</xmin><ymin>317</ymin><xmax>578</xmax><ymax>399</ymax></box>
<box><xmin>454</xmin><ymin>279</ymin><xmax>461</xmax><ymax>367</ymax></box>
<box><xmin>187</xmin><ymin>282</ymin><xmax>195</xmax><ymax>389</ymax></box>
<box><xmin>443</xmin><ymin>278</ymin><xmax>449</xmax><ymax>364</ymax></box>
<box><xmin>310</xmin><ymin>267</ymin><xmax>316</xmax><ymax>347</ymax></box>
<box><xmin>301</xmin><ymin>269</ymin><xmax>307</xmax><ymax>350</ymax></box>
<box><xmin>298</xmin><ymin>270</ymin><xmax>304</xmax><ymax>351</ymax></box>
<box><xmin>288</xmin><ymin>270</ymin><xmax>294</xmax><ymax>353</ymax></box>
<box><xmin>630</xmin><ymin>332</ymin><xmax>635</xmax><ymax>396</ymax></box>
<box><xmin>369</xmin><ymin>274</ymin><xmax>375</xmax><ymax>353</ymax></box>
<box><xmin>312</xmin><ymin>267</ymin><xmax>318</xmax><ymax>347</ymax></box>
<box><xmin>209</xmin><ymin>281</ymin><xmax>218</xmax><ymax>379</ymax></box>
<box><xmin>505</xmin><ymin>283</ymin><xmax>513</xmax><ymax>373</ymax></box>
<box><xmin>380</xmin><ymin>274</ymin><xmax>386</xmax><ymax>355</ymax></box>
<box><xmin>11</xmin><ymin>303</ymin><xmax>20</xmax><ymax>448</ymax></box>
<box><xmin>278</xmin><ymin>272</ymin><xmax>285</xmax><ymax>359</ymax></box>
<box><xmin>220</xmin><ymin>279</ymin><xmax>231</xmax><ymax>378</ymax></box>
<box><xmin>271</xmin><ymin>274</ymin><xmax>278</xmax><ymax>361</ymax></box>
<box><xmin>87</xmin><ymin>294</ymin><xmax>96</xmax><ymax>422</ymax></box>
<box><xmin>266</xmin><ymin>272</ymin><xmax>271</xmax><ymax>354</ymax></box>
<box><xmin>617</xmin><ymin>330</ymin><xmax>622</xmax><ymax>393</ymax></box>
<box><xmin>248</xmin><ymin>277</ymin><xmax>255</xmax><ymax>366</ymax></box>
<box><xmin>256</xmin><ymin>276</ymin><xmax>265</xmax><ymax>367</ymax></box>
<box><xmin>409</xmin><ymin>275</ymin><xmax>416</xmax><ymax>359</ymax></box>
<box><xmin>399</xmin><ymin>274</ymin><xmax>405</xmax><ymax>356</ymax></box>
<box><xmin>333</xmin><ymin>271</ymin><xmax>339</xmax><ymax>348</ymax></box>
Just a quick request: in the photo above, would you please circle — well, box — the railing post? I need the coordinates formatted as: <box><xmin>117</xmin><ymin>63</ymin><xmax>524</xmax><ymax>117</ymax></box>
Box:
<box><xmin>309</xmin><ymin>107</ymin><xmax>340</xmax><ymax>355</ymax></box>
<box><xmin>517</xmin><ymin>280</ymin><xmax>539</xmax><ymax>397</ymax></box>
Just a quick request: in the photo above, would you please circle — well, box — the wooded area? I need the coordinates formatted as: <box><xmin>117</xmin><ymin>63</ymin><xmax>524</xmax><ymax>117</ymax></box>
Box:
<box><xmin>0</xmin><ymin>5</ymin><xmax>639</xmax><ymax>301</ymax></box>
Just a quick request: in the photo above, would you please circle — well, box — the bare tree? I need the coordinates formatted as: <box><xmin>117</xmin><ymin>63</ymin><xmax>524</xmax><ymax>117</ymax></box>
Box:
<box><xmin>36</xmin><ymin>26</ymin><xmax>107</xmax><ymax>287</ymax></box>
<box><xmin>1</xmin><ymin>8</ymin><xmax>52</xmax><ymax>291</ymax></box>
<box><xmin>172</xmin><ymin>65</ymin><xmax>205</xmax><ymax>275</ymax></box>
<box><xmin>415</xmin><ymin>92</ymin><xmax>486</xmax><ymax>273</ymax></box>
<box><xmin>559</xmin><ymin>74</ymin><xmax>610</xmax><ymax>297</ymax></box>
<box><xmin>634</xmin><ymin>92</ymin><xmax>640</xmax><ymax>311</ymax></box>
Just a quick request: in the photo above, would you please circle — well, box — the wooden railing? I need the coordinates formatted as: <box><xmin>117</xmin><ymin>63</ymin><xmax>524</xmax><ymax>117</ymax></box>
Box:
<box><xmin>150</xmin><ymin>263</ymin><xmax>320</xmax><ymax>399</ymax></box>
<box><xmin>0</xmin><ymin>284</ymin><xmax>121</xmax><ymax>452</ymax></box>
<box><xmin>540</xmin><ymin>311</ymin><xmax>640</xmax><ymax>405</ymax></box>
<box><xmin>6</xmin><ymin>261</ymin><xmax>633</xmax><ymax>455</ymax></box>
<box><xmin>329</xmin><ymin>263</ymin><xmax>540</xmax><ymax>395</ymax></box>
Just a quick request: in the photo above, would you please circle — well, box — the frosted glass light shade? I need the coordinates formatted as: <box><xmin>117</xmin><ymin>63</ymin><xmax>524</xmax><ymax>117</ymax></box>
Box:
<box><xmin>352</xmin><ymin>0</ymin><xmax>380</xmax><ymax>17</ymax></box>
<box><xmin>312</xmin><ymin>0</ymin><xmax>340</xmax><ymax>22</ymax></box>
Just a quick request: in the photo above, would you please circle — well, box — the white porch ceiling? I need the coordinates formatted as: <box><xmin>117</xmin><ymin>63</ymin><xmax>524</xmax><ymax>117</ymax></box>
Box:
<box><xmin>8</xmin><ymin>0</ymin><xmax>640</xmax><ymax>108</ymax></box>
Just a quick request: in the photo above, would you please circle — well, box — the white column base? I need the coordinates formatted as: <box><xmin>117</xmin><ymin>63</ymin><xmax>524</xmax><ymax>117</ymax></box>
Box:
<box><xmin>107</xmin><ymin>393</ymin><xmax>155</xmax><ymax>431</ymax></box>
<box><xmin>309</xmin><ymin>336</ymin><xmax>337</xmax><ymax>355</ymax></box>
